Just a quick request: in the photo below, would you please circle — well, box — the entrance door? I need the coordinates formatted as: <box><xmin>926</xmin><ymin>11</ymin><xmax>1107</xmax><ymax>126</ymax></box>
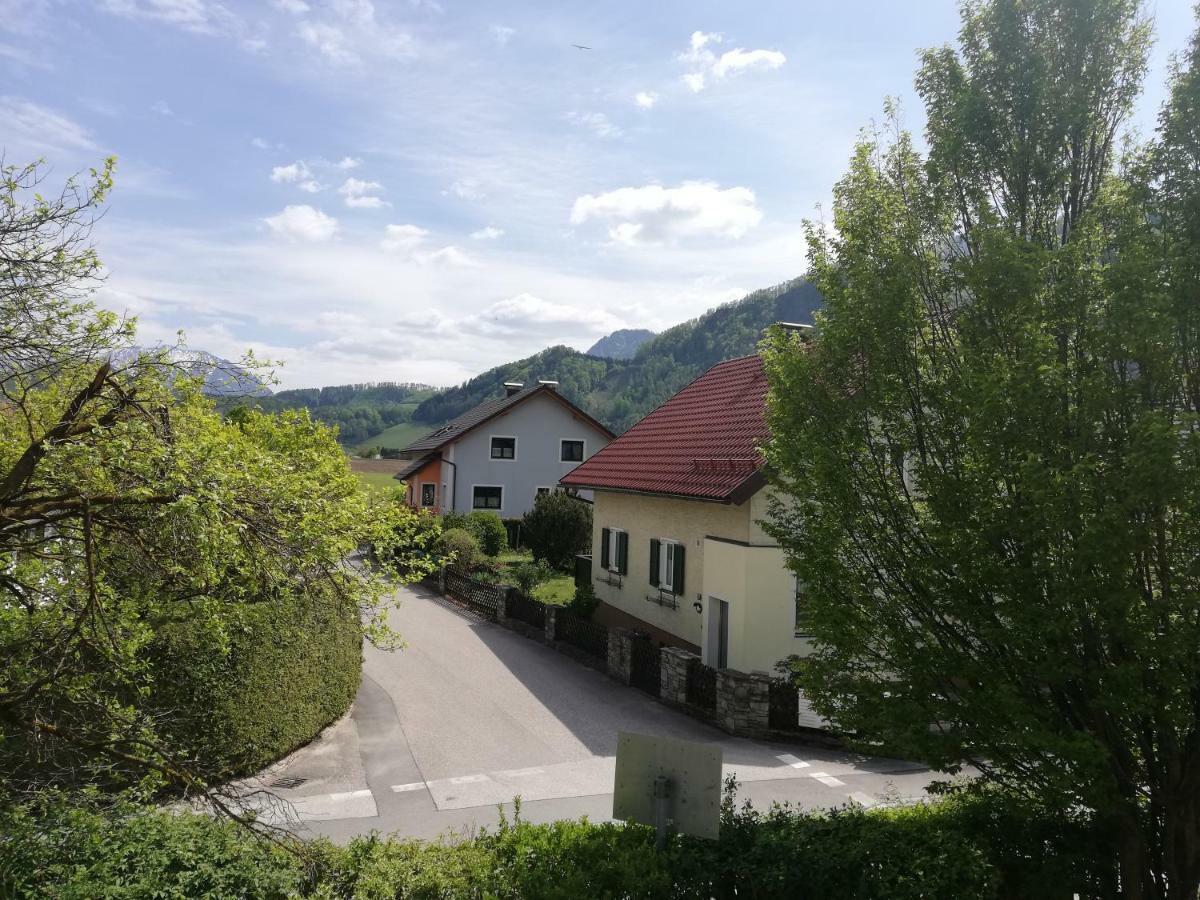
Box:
<box><xmin>717</xmin><ymin>599</ymin><xmax>729</xmax><ymax>670</ymax></box>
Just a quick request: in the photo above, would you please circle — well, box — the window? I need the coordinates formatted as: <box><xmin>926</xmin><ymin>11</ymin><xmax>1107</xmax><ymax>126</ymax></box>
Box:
<box><xmin>600</xmin><ymin>527</ymin><xmax>628</xmax><ymax>575</ymax></box>
<box><xmin>649</xmin><ymin>538</ymin><xmax>684</xmax><ymax>594</ymax></box>
<box><xmin>490</xmin><ymin>436</ymin><xmax>516</xmax><ymax>460</ymax></box>
<box><xmin>535</xmin><ymin>486</ymin><xmax>552</xmax><ymax>499</ymax></box>
<box><xmin>420</xmin><ymin>483</ymin><xmax>436</xmax><ymax>507</ymax></box>
<box><xmin>794</xmin><ymin>576</ymin><xmax>808</xmax><ymax>635</ymax></box>
<box><xmin>561</xmin><ymin>439</ymin><xmax>584</xmax><ymax>462</ymax></box>
<box><xmin>472</xmin><ymin>486</ymin><xmax>502</xmax><ymax>510</ymax></box>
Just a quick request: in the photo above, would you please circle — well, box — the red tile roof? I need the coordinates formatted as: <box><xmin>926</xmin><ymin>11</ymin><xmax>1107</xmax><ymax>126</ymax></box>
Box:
<box><xmin>560</xmin><ymin>354</ymin><xmax>768</xmax><ymax>503</ymax></box>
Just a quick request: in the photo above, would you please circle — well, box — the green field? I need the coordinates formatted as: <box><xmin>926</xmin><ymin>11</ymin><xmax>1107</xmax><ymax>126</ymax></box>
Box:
<box><xmin>354</xmin><ymin>470</ymin><xmax>404</xmax><ymax>495</ymax></box>
<box><xmin>354</xmin><ymin>420</ymin><xmax>435</xmax><ymax>453</ymax></box>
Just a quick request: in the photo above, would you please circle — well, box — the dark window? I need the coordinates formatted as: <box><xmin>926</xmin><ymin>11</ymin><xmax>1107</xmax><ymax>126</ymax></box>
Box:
<box><xmin>561</xmin><ymin>439</ymin><xmax>584</xmax><ymax>462</ymax></box>
<box><xmin>473</xmin><ymin>486</ymin><xmax>503</xmax><ymax>510</ymax></box>
<box><xmin>491</xmin><ymin>436</ymin><xmax>516</xmax><ymax>459</ymax></box>
<box><xmin>536</xmin><ymin>487</ymin><xmax>551</xmax><ymax>498</ymax></box>
<box><xmin>420</xmin><ymin>483</ymin><xmax>436</xmax><ymax>507</ymax></box>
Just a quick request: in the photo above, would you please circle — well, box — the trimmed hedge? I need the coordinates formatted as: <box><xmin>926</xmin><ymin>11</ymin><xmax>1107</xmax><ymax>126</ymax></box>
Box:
<box><xmin>1</xmin><ymin>788</ymin><xmax>1117</xmax><ymax>899</ymax></box>
<box><xmin>150</xmin><ymin>592</ymin><xmax>362</xmax><ymax>778</ymax></box>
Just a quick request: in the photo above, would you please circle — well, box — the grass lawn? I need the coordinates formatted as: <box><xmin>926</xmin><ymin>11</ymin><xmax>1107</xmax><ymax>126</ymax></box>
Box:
<box><xmin>354</xmin><ymin>421</ymin><xmax>438</xmax><ymax>454</ymax></box>
<box><xmin>492</xmin><ymin>549</ymin><xmax>576</xmax><ymax>606</ymax></box>
<box><xmin>354</xmin><ymin>470</ymin><xmax>403</xmax><ymax>495</ymax></box>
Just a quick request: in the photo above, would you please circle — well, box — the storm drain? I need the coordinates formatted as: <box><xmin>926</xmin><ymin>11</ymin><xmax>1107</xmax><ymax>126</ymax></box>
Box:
<box><xmin>270</xmin><ymin>776</ymin><xmax>307</xmax><ymax>789</ymax></box>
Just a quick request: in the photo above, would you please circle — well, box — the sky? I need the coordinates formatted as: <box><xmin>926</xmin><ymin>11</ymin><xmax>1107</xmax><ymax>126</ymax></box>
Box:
<box><xmin>2</xmin><ymin>0</ymin><xmax>1195</xmax><ymax>389</ymax></box>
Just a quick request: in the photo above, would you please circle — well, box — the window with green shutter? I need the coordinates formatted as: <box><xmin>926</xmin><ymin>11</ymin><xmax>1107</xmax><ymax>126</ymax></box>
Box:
<box><xmin>602</xmin><ymin>528</ymin><xmax>627</xmax><ymax>575</ymax></box>
<box><xmin>652</xmin><ymin>538</ymin><xmax>684</xmax><ymax>594</ymax></box>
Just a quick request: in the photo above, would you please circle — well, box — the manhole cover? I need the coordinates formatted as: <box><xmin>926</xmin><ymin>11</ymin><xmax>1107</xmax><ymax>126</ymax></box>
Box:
<box><xmin>270</xmin><ymin>776</ymin><xmax>307</xmax><ymax>789</ymax></box>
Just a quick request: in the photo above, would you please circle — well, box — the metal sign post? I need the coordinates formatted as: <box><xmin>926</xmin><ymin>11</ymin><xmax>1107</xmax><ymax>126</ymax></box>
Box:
<box><xmin>612</xmin><ymin>731</ymin><xmax>722</xmax><ymax>848</ymax></box>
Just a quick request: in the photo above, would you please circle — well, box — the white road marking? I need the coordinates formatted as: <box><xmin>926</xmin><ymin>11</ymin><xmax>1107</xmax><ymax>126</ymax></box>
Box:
<box><xmin>329</xmin><ymin>789</ymin><xmax>373</xmax><ymax>802</ymax></box>
<box><xmin>498</xmin><ymin>766</ymin><xmax>544</xmax><ymax>778</ymax></box>
<box><xmin>809</xmin><ymin>772</ymin><xmax>845</xmax><ymax>787</ymax></box>
<box><xmin>776</xmin><ymin>753</ymin><xmax>810</xmax><ymax>769</ymax></box>
<box><xmin>849</xmin><ymin>791</ymin><xmax>876</xmax><ymax>807</ymax></box>
<box><xmin>448</xmin><ymin>773</ymin><xmax>489</xmax><ymax>785</ymax></box>
<box><xmin>390</xmin><ymin>782</ymin><xmax>426</xmax><ymax>793</ymax></box>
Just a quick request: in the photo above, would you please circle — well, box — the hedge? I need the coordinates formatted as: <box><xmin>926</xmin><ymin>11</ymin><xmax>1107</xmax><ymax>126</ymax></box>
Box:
<box><xmin>0</xmin><ymin>788</ymin><xmax>1117</xmax><ymax>899</ymax></box>
<box><xmin>149</xmin><ymin>591</ymin><xmax>362</xmax><ymax>779</ymax></box>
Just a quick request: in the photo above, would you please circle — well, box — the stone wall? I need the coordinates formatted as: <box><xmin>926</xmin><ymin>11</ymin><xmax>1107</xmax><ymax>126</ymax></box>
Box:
<box><xmin>659</xmin><ymin>646</ymin><xmax>693</xmax><ymax>706</ymax></box>
<box><xmin>607</xmin><ymin>626</ymin><xmax>634</xmax><ymax>685</ymax></box>
<box><xmin>715</xmin><ymin>668</ymin><xmax>772</xmax><ymax>738</ymax></box>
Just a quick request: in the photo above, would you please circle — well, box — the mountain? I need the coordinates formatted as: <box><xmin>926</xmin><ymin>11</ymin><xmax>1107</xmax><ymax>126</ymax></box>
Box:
<box><xmin>412</xmin><ymin>277</ymin><xmax>821</xmax><ymax>433</ymax></box>
<box><xmin>586</xmin><ymin>328</ymin><xmax>656</xmax><ymax>359</ymax></box>
<box><xmin>114</xmin><ymin>347</ymin><xmax>272</xmax><ymax>397</ymax></box>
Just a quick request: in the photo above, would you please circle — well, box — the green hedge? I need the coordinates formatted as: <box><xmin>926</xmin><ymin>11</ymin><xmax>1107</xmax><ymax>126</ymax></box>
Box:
<box><xmin>150</xmin><ymin>592</ymin><xmax>362</xmax><ymax>779</ymax></box>
<box><xmin>1</xmin><ymin>788</ymin><xmax>1117</xmax><ymax>899</ymax></box>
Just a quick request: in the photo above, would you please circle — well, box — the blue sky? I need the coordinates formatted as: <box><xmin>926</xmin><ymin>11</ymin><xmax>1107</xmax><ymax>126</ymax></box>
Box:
<box><xmin>3</xmin><ymin>0</ymin><xmax>1194</xmax><ymax>388</ymax></box>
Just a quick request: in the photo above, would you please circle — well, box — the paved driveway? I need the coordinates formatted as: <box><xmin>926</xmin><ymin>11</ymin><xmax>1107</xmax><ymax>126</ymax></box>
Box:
<box><xmin>244</xmin><ymin>583</ymin><xmax>942</xmax><ymax>842</ymax></box>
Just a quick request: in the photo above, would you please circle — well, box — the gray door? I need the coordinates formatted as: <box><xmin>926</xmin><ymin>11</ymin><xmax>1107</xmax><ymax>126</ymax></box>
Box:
<box><xmin>717</xmin><ymin>599</ymin><xmax>729</xmax><ymax>670</ymax></box>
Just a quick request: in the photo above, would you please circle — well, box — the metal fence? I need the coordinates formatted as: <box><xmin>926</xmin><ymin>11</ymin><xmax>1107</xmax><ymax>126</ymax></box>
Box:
<box><xmin>768</xmin><ymin>679</ymin><xmax>803</xmax><ymax>732</ymax></box>
<box><xmin>685</xmin><ymin>658</ymin><xmax>718</xmax><ymax>711</ymax></box>
<box><xmin>444</xmin><ymin>569</ymin><xmax>505</xmax><ymax>620</ymax></box>
<box><xmin>506</xmin><ymin>590</ymin><xmax>546</xmax><ymax>630</ymax></box>
<box><xmin>557</xmin><ymin>607</ymin><xmax>608</xmax><ymax>661</ymax></box>
<box><xmin>630</xmin><ymin>636</ymin><xmax>661</xmax><ymax>697</ymax></box>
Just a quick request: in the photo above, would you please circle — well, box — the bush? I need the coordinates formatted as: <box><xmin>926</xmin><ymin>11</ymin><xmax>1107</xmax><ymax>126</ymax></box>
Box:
<box><xmin>466</xmin><ymin>511</ymin><xmax>508</xmax><ymax>556</ymax></box>
<box><xmin>150</xmin><ymin>591</ymin><xmax>362</xmax><ymax>779</ymax></box>
<box><xmin>436</xmin><ymin>527</ymin><xmax>479</xmax><ymax>571</ymax></box>
<box><xmin>567</xmin><ymin>579</ymin><xmax>599</xmax><ymax>619</ymax></box>
<box><xmin>521</xmin><ymin>491</ymin><xmax>592</xmax><ymax>571</ymax></box>
<box><xmin>510</xmin><ymin>559</ymin><xmax>554</xmax><ymax>595</ymax></box>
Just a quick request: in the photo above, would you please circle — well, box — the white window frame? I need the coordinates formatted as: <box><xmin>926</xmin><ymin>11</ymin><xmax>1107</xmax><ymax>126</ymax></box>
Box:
<box><xmin>606</xmin><ymin>527</ymin><xmax>625</xmax><ymax>574</ymax></box>
<box><xmin>657</xmin><ymin>537</ymin><xmax>682</xmax><ymax>594</ymax></box>
<box><xmin>560</xmin><ymin>438</ymin><xmax>586</xmax><ymax>463</ymax></box>
<box><xmin>471</xmin><ymin>484</ymin><xmax>504</xmax><ymax>512</ymax></box>
<box><xmin>489</xmin><ymin>434</ymin><xmax>518</xmax><ymax>461</ymax></box>
<box><xmin>793</xmin><ymin>575</ymin><xmax>809</xmax><ymax>637</ymax></box>
<box><xmin>420</xmin><ymin>482</ymin><xmax>437</xmax><ymax>507</ymax></box>
<box><xmin>534</xmin><ymin>486</ymin><xmax>553</xmax><ymax>500</ymax></box>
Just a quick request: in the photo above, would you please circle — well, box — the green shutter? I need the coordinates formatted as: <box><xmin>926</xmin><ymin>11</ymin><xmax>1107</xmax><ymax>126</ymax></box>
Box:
<box><xmin>601</xmin><ymin>528</ymin><xmax>611</xmax><ymax>569</ymax></box>
<box><xmin>649</xmin><ymin>539</ymin><xmax>660</xmax><ymax>587</ymax></box>
<box><xmin>617</xmin><ymin>530</ymin><xmax>629</xmax><ymax>575</ymax></box>
<box><xmin>673</xmin><ymin>544</ymin><xmax>685</xmax><ymax>595</ymax></box>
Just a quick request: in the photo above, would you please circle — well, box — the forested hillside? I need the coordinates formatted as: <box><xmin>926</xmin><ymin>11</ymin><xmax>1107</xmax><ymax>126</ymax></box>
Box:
<box><xmin>411</xmin><ymin>278</ymin><xmax>820</xmax><ymax>432</ymax></box>
<box><xmin>250</xmin><ymin>382</ymin><xmax>437</xmax><ymax>446</ymax></box>
<box><xmin>586</xmin><ymin>328</ymin><xmax>656</xmax><ymax>359</ymax></box>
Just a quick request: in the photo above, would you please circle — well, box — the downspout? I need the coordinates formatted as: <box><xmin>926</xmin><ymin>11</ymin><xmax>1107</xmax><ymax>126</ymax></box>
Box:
<box><xmin>442</xmin><ymin>457</ymin><xmax>457</xmax><ymax>513</ymax></box>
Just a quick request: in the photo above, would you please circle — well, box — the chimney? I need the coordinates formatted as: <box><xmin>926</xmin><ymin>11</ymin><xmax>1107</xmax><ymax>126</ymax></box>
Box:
<box><xmin>537</xmin><ymin>379</ymin><xmax>559</xmax><ymax>391</ymax></box>
<box><xmin>503</xmin><ymin>382</ymin><xmax>524</xmax><ymax>397</ymax></box>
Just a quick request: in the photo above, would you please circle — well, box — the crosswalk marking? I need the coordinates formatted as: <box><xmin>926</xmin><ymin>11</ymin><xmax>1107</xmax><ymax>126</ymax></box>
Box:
<box><xmin>329</xmin><ymin>789</ymin><xmax>373</xmax><ymax>802</ymax></box>
<box><xmin>448</xmin><ymin>773</ymin><xmax>489</xmax><ymax>785</ymax></box>
<box><xmin>390</xmin><ymin>782</ymin><xmax>426</xmax><ymax>793</ymax></box>
<box><xmin>809</xmin><ymin>772</ymin><xmax>845</xmax><ymax>787</ymax></box>
<box><xmin>499</xmin><ymin>766</ymin><xmax>544</xmax><ymax>778</ymax></box>
<box><xmin>776</xmin><ymin>753</ymin><xmax>811</xmax><ymax>769</ymax></box>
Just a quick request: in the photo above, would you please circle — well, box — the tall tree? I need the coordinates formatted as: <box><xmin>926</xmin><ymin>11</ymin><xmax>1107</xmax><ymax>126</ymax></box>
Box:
<box><xmin>761</xmin><ymin>2</ymin><xmax>1200</xmax><ymax>897</ymax></box>
<box><xmin>0</xmin><ymin>160</ymin><xmax>437</xmax><ymax>809</ymax></box>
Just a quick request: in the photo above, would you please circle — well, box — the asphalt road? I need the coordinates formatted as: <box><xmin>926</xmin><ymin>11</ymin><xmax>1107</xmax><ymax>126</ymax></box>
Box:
<box><xmin>240</xmin><ymin>583</ymin><xmax>943</xmax><ymax>842</ymax></box>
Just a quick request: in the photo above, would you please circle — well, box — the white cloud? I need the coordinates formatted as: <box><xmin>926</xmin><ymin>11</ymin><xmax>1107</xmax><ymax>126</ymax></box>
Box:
<box><xmin>570</xmin><ymin>181</ymin><xmax>763</xmax><ymax>245</ymax></box>
<box><xmin>0</xmin><ymin>96</ymin><xmax>97</xmax><ymax>154</ymax></box>
<box><xmin>470</xmin><ymin>225</ymin><xmax>504</xmax><ymax>240</ymax></box>
<box><xmin>491</xmin><ymin>24</ymin><xmax>514</xmax><ymax>45</ymax></box>
<box><xmin>151</xmin><ymin>99</ymin><xmax>173</xmax><ymax>116</ymax></box>
<box><xmin>273</xmin><ymin>0</ymin><xmax>308</xmax><ymax>12</ymax></box>
<box><xmin>421</xmin><ymin>245</ymin><xmax>475</xmax><ymax>267</ymax></box>
<box><xmin>568</xmin><ymin>111</ymin><xmax>621</xmax><ymax>139</ymax></box>
<box><xmin>335</xmin><ymin>156</ymin><xmax>361</xmax><ymax>169</ymax></box>
<box><xmin>298</xmin><ymin>21</ymin><xmax>357</xmax><ymax>64</ymax></box>
<box><xmin>298</xmin><ymin>179</ymin><xmax>323</xmax><ymax>193</ymax></box>
<box><xmin>339</xmin><ymin>177</ymin><xmax>388</xmax><ymax>208</ymax></box>
<box><xmin>380</xmin><ymin>223</ymin><xmax>429</xmax><ymax>252</ymax></box>
<box><xmin>446</xmin><ymin>178</ymin><xmax>484</xmax><ymax>201</ymax></box>
<box><xmin>263</xmin><ymin>205</ymin><xmax>338</xmax><ymax>241</ymax></box>
<box><xmin>677</xmin><ymin>30</ymin><xmax>784</xmax><ymax>92</ymax></box>
<box><xmin>458</xmin><ymin>293</ymin><xmax>622</xmax><ymax>338</ymax></box>
<box><xmin>713</xmin><ymin>47</ymin><xmax>786</xmax><ymax>78</ymax></box>
<box><xmin>100</xmin><ymin>0</ymin><xmax>241</xmax><ymax>36</ymax></box>
<box><xmin>250</xmin><ymin>136</ymin><xmax>276</xmax><ymax>150</ymax></box>
<box><xmin>634</xmin><ymin>91</ymin><xmax>658</xmax><ymax>109</ymax></box>
<box><xmin>270</xmin><ymin>160</ymin><xmax>311</xmax><ymax>183</ymax></box>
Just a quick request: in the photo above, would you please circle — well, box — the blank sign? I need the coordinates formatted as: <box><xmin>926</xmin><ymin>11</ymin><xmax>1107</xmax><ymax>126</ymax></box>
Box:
<box><xmin>612</xmin><ymin>731</ymin><xmax>722</xmax><ymax>840</ymax></box>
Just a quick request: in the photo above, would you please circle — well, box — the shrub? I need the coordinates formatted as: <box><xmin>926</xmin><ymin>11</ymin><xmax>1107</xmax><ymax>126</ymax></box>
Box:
<box><xmin>150</xmin><ymin>591</ymin><xmax>362</xmax><ymax>778</ymax></box>
<box><xmin>466</xmin><ymin>511</ymin><xmax>508</xmax><ymax>556</ymax></box>
<box><xmin>567</xmin><ymin>579</ymin><xmax>599</xmax><ymax>619</ymax></box>
<box><xmin>521</xmin><ymin>491</ymin><xmax>592</xmax><ymax>571</ymax></box>
<box><xmin>510</xmin><ymin>559</ymin><xmax>554</xmax><ymax>595</ymax></box>
<box><xmin>436</xmin><ymin>527</ymin><xmax>479</xmax><ymax>571</ymax></box>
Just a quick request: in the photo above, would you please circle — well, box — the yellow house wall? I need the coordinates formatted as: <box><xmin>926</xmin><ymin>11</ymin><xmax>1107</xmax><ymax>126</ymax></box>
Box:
<box><xmin>590</xmin><ymin>490</ymin><xmax>750</xmax><ymax>648</ymax></box>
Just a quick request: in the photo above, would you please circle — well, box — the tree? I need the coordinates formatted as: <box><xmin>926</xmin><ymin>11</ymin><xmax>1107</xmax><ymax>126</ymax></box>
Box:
<box><xmin>0</xmin><ymin>159</ymin><xmax>436</xmax><ymax>810</ymax></box>
<box><xmin>761</xmin><ymin>2</ymin><xmax>1200</xmax><ymax>896</ymax></box>
<box><xmin>522</xmin><ymin>491</ymin><xmax>592</xmax><ymax>571</ymax></box>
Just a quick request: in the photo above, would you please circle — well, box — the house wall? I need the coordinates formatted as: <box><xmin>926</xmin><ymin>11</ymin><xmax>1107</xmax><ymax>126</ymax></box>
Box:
<box><xmin>590</xmin><ymin>486</ymin><xmax>811</xmax><ymax>675</ymax></box>
<box><xmin>447</xmin><ymin>392</ymin><xmax>610</xmax><ymax>518</ymax></box>
<box><xmin>590</xmin><ymin>490</ymin><xmax>750</xmax><ymax>650</ymax></box>
<box><xmin>407</xmin><ymin>457</ymin><xmax>445</xmax><ymax>513</ymax></box>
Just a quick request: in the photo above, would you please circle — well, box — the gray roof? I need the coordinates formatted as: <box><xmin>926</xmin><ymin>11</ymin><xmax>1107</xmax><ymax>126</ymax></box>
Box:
<box><xmin>398</xmin><ymin>384</ymin><xmax>613</xmax><ymax>455</ymax></box>
<box><xmin>393</xmin><ymin>454</ymin><xmax>436</xmax><ymax>481</ymax></box>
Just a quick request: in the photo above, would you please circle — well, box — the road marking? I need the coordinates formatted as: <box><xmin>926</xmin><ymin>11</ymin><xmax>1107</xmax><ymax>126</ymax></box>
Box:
<box><xmin>329</xmin><ymin>789</ymin><xmax>373</xmax><ymax>802</ymax></box>
<box><xmin>809</xmin><ymin>772</ymin><xmax>845</xmax><ymax>787</ymax></box>
<box><xmin>849</xmin><ymin>791</ymin><xmax>876</xmax><ymax>807</ymax></box>
<box><xmin>448</xmin><ymin>774</ymin><xmax>489</xmax><ymax>785</ymax></box>
<box><xmin>498</xmin><ymin>766</ymin><xmax>544</xmax><ymax>778</ymax></box>
<box><xmin>776</xmin><ymin>754</ymin><xmax>810</xmax><ymax>769</ymax></box>
<box><xmin>390</xmin><ymin>782</ymin><xmax>426</xmax><ymax>793</ymax></box>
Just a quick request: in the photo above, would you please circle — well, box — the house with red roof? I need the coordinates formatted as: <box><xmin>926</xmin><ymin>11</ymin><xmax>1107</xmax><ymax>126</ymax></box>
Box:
<box><xmin>560</xmin><ymin>354</ymin><xmax>810</xmax><ymax>675</ymax></box>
